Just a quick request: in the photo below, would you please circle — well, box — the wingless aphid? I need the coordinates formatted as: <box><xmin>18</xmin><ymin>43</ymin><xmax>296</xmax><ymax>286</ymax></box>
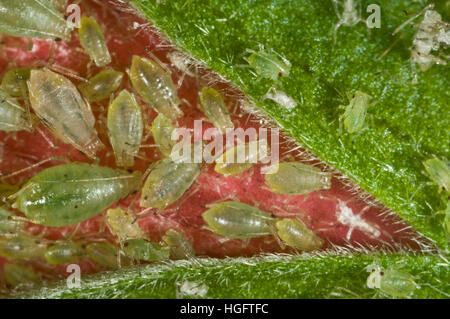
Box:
<box><xmin>423</xmin><ymin>157</ymin><xmax>450</xmax><ymax>193</ymax></box>
<box><xmin>78</xmin><ymin>69</ymin><xmax>123</xmax><ymax>103</ymax></box>
<box><xmin>366</xmin><ymin>264</ymin><xmax>417</xmax><ymax>298</ymax></box>
<box><xmin>106</xmin><ymin>208</ymin><xmax>146</xmax><ymax>241</ymax></box>
<box><xmin>264</xmin><ymin>162</ymin><xmax>332</xmax><ymax>195</ymax></box>
<box><xmin>0</xmin><ymin>235</ymin><xmax>47</xmax><ymax>260</ymax></box>
<box><xmin>1</xmin><ymin>67</ymin><xmax>31</xmax><ymax>97</ymax></box>
<box><xmin>44</xmin><ymin>242</ymin><xmax>85</xmax><ymax>265</ymax></box>
<box><xmin>275</xmin><ymin>218</ymin><xmax>323</xmax><ymax>251</ymax></box>
<box><xmin>3</xmin><ymin>262</ymin><xmax>40</xmax><ymax>287</ymax></box>
<box><xmin>199</xmin><ymin>87</ymin><xmax>234</xmax><ymax>134</ymax></box>
<box><xmin>332</xmin><ymin>0</ymin><xmax>366</xmax><ymax>44</ymax></box>
<box><xmin>0</xmin><ymin>0</ymin><xmax>71</xmax><ymax>41</ymax></box>
<box><xmin>140</xmin><ymin>157</ymin><xmax>202</xmax><ymax>209</ymax></box>
<box><xmin>85</xmin><ymin>242</ymin><xmax>129</xmax><ymax>269</ymax></box>
<box><xmin>130</xmin><ymin>55</ymin><xmax>183</xmax><ymax>121</ymax></box>
<box><xmin>28</xmin><ymin>69</ymin><xmax>104</xmax><ymax>159</ymax></box>
<box><xmin>163</xmin><ymin>229</ymin><xmax>195</xmax><ymax>260</ymax></box>
<box><xmin>202</xmin><ymin>201</ymin><xmax>275</xmax><ymax>239</ymax></box>
<box><xmin>122</xmin><ymin>239</ymin><xmax>170</xmax><ymax>262</ymax></box>
<box><xmin>339</xmin><ymin>90</ymin><xmax>371</xmax><ymax>134</ymax></box>
<box><xmin>78</xmin><ymin>16</ymin><xmax>111</xmax><ymax>67</ymax></box>
<box><xmin>0</xmin><ymin>90</ymin><xmax>33</xmax><ymax>132</ymax></box>
<box><xmin>0</xmin><ymin>207</ymin><xmax>26</xmax><ymax>235</ymax></box>
<box><xmin>215</xmin><ymin>139</ymin><xmax>270</xmax><ymax>176</ymax></box>
<box><xmin>12</xmin><ymin>163</ymin><xmax>142</xmax><ymax>227</ymax></box>
<box><xmin>151</xmin><ymin>113</ymin><xmax>176</xmax><ymax>157</ymax></box>
<box><xmin>244</xmin><ymin>46</ymin><xmax>291</xmax><ymax>81</ymax></box>
<box><xmin>107</xmin><ymin>90</ymin><xmax>143</xmax><ymax>168</ymax></box>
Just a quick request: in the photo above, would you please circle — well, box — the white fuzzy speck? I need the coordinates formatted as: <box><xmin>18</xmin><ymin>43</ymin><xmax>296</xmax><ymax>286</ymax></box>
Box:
<box><xmin>336</xmin><ymin>200</ymin><xmax>381</xmax><ymax>240</ymax></box>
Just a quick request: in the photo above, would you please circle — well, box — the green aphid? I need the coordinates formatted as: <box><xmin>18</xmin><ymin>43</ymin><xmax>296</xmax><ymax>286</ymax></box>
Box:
<box><xmin>1</xmin><ymin>67</ymin><xmax>31</xmax><ymax>97</ymax></box>
<box><xmin>339</xmin><ymin>90</ymin><xmax>371</xmax><ymax>134</ymax></box>
<box><xmin>78</xmin><ymin>69</ymin><xmax>123</xmax><ymax>103</ymax></box>
<box><xmin>13</xmin><ymin>163</ymin><xmax>142</xmax><ymax>227</ymax></box>
<box><xmin>140</xmin><ymin>157</ymin><xmax>201</xmax><ymax>209</ymax></box>
<box><xmin>199</xmin><ymin>87</ymin><xmax>234</xmax><ymax>134</ymax></box>
<box><xmin>0</xmin><ymin>207</ymin><xmax>26</xmax><ymax>235</ymax></box>
<box><xmin>0</xmin><ymin>0</ymin><xmax>71</xmax><ymax>41</ymax></box>
<box><xmin>106</xmin><ymin>208</ymin><xmax>146</xmax><ymax>241</ymax></box>
<box><xmin>3</xmin><ymin>262</ymin><xmax>40</xmax><ymax>287</ymax></box>
<box><xmin>215</xmin><ymin>139</ymin><xmax>270</xmax><ymax>176</ymax></box>
<box><xmin>275</xmin><ymin>218</ymin><xmax>323</xmax><ymax>251</ymax></box>
<box><xmin>107</xmin><ymin>90</ymin><xmax>143</xmax><ymax>168</ymax></box>
<box><xmin>367</xmin><ymin>265</ymin><xmax>417</xmax><ymax>298</ymax></box>
<box><xmin>264</xmin><ymin>162</ymin><xmax>332</xmax><ymax>195</ymax></box>
<box><xmin>122</xmin><ymin>239</ymin><xmax>170</xmax><ymax>262</ymax></box>
<box><xmin>163</xmin><ymin>229</ymin><xmax>195</xmax><ymax>260</ymax></box>
<box><xmin>244</xmin><ymin>47</ymin><xmax>291</xmax><ymax>81</ymax></box>
<box><xmin>28</xmin><ymin>69</ymin><xmax>104</xmax><ymax>159</ymax></box>
<box><xmin>0</xmin><ymin>235</ymin><xmax>47</xmax><ymax>260</ymax></box>
<box><xmin>130</xmin><ymin>55</ymin><xmax>183</xmax><ymax>121</ymax></box>
<box><xmin>0</xmin><ymin>90</ymin><xmax>33</xmax><ymax>132</ymax></box>
<box><xmin>151</xmin><ymin>113</ymin><xmax>176</xmax><ymax>157</ymax></box>
<box><xmin>423</xmin><ymin>157</ymin><xmax>450</xmax><ymax>193</ymax></box>
<box><xmin>85</xmin><ymin>242</ymin><xmax>130</xmax><ymax>269</ymax></box>
<box><xmin>202</xmin><ymin>201</ymin><xmax>275</xmax><ymax>239</ymax></box>
<box><xmin>44</xmin><ymin>242</ymin><xmax>85</xmax><ymax>265</ymax></box>
<box><xmin>78</xmin><ymin>16</ymin><xmax>111</xmax><ymax>67</ymax></box>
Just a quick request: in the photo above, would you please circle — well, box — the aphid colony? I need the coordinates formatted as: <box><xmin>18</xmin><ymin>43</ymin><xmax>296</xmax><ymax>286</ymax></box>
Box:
<box><xmin>0</xmin><ymin>1</ymin><xmax>334</xmax><ymax>288</ymax></box>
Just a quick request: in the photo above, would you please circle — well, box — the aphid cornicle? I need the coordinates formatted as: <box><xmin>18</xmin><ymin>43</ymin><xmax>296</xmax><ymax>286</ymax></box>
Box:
<box><xmin>215</xmin><ymin>139</ymin><xmax>270</xmax><ymax>176</ymax></box>
<box><xmin>339</xmin><ymin>90</ymin><xmax>371</xmax><ymax>134</ymax></box>
<box><xmin>264</xmin><ymin>162</ymin><xmax>332</xmax><ymax>195</ymax></box>
<box><xmin>275</xmin><ymin>218</ymin><xmax>323</xmax><ymax>251</ymax></box>
<box><xmin>78</xmin><ymin>16</ymin><xmax>111</xmax><ymax>67</ymax></box>
<box><xmin>140</xmin><ymin>157</ymin><xmax>202</xmax><ymax>209</ymax></box>
<box><xmin>0</xmin><ymin>90</ymin><xmax>33</xmax><ymax>132</ymax></box>
<box><xmin>366</xmin><ymin>265</ymin><xmax>417</xmax><ymax>298</ymax></box>
<box><xmin>0</xmin><ymin>207</ymin><xmax>26</xmax><ymax>235</ymax></box>
<box><xmin>3</xmin><ymin>262</ymin><xmax>40</xmax><ymax>287</ymax></box>
<box><xmin>106</xmin><ymin>208</ymin><xmax>146</xmax><ymax>241</ymax></box>
<box><xmin>122</xmin><ymin>239</ymin><xmax>170</xmax><ymax>262</ymax></box>
<box><xmin>199</xmin><ymin>87</ymin><xmax>234</xmax><ymax>134</ymax></box>
<box><xmin>107</xmin><ymin>90</ymin><xmax>143</xmax><ymax>168</ymax></box>
<box><xmin>163</xmin><ymin>229</ymin><xmax>195</xmax><ymax>260</ymax></box>
<box><xmin>12</xmin><ymin>163</ymin><xmax>142</xmax><ymax>227</ymax></box>
<box><xmin>244</xmin><ymin>47</ymin><xmax>291</xmax><ymax>81</ymax></box>
<box><xmin>44</xmin><ymin>242</ymin><xmax>85</xmax><ymax>265</ymax></box>
<box><xmin>423</xmin><ymin>157</ymin><xmax>449</xmax><ymax>193</ymax></box>
<box><xmin>1</xmin><ymin>67</ymin><xmax>31</xmax><ymax>97</ymax></box>
<box><xmin>0</xmin><ymin>235</ymin><xmax>47</xmax><ymax>260</ymax></box>
<box><xmin>151</xmin><ymin>113</ymin><xmax>176</xmax><ymax>157</ymax></box>
<box><xmin>85</xmin><ymin>242</ymin><xmax>128</xmax><ymax>269</ymax></box>
<box><xmin>0</xmin><ymin>0</ymin><xmax>71</xmax><ymax>41</ymax></box>
<box><xmin>78</xmin><ymin>69</ymin><xmax>124</xmax><ymax>103</ymax></box>
<box><xmin>130</xmin><ymin>55</ymin><xmax>183</xmax><ymax>121</ymax></box>
<box><xmin>28</xmin><ymin>69</ymin><xmax>104</xmax><ymax>159</ymax></box>
<box><xmin>202</xmin><ymin>201</ymin><xmax>275</xmax><ymax>239</ymax></box>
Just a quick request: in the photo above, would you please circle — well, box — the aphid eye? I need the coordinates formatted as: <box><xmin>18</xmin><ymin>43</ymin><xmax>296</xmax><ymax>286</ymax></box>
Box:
<box><xmin>55</xmin><ymin>38</ymin><xmax>62</xmax><ymax>42</ymax></box>
<box><xmin>278</xmin><ymin>72</ymin><xmax>283</xmax><ymax>77</ymax></box>
<box><xmin>380</xmin><ymin>271</ymin><xmax>384</xmax><ymax>276</ymax></box>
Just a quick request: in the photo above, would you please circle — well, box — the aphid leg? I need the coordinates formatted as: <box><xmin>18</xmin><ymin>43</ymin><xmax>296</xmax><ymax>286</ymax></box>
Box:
<box><xmin>0</xmin><ymin>156</ymin><xmax>68</xmax><ymax>181</ymax></box>
<box><xmin>392</xmin><ymin>3</ymin><xmax>434</xmax><ymax>35</ymax></box>
<box><xmin>36</xmin><ymin>127</ymin><xmax>58</xmax><ymax>149</ymax></box>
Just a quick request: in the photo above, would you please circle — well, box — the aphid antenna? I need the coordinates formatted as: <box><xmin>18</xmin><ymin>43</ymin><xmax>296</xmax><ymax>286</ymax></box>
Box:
<box><xmin>393</xmin><ymin>3</ymin><xmax>435</xmax><ymax>35</ymax></box>
<box><xmin>144</xmin><ymin>47</ymin><xmax>172</xmax><ymax>74</ymax></box>
<box><xmin>0</xmin><ymin>155</ymin><xmax>68</xmax><ymax>181</ymax></box>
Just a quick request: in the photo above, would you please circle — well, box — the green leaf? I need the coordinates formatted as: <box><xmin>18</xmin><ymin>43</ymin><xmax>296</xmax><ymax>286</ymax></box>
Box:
<box><xmin>15</xmin><ymin>253</ymin><xmax>450</xmax><ymax>298</ymax></box>
<box><xmin>131</xmin><ymin>0</ymin><xmax>450</xmax><ymax>250</ymax></box>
